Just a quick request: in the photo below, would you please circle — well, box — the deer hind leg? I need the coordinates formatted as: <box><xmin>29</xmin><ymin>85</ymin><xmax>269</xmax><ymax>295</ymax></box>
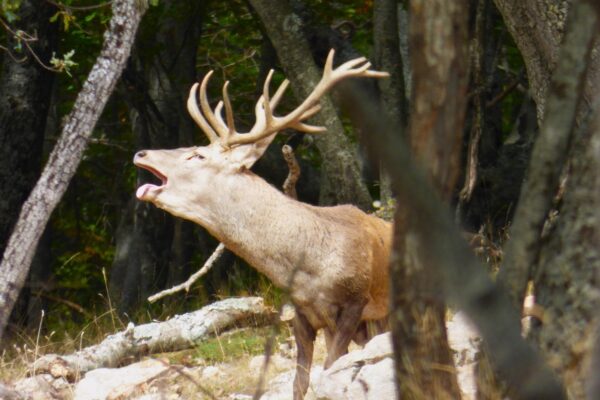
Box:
<box><xmin>352</xmin><ymin>322</ymin><xmax>369</xmax><ymax>346</ymax></box>
<box><xmin>293</xmin><ymin>310</ymin><xmax>316</xmax><ymax>400</ymax></box>
<box><xmin>353</xmin><ymin>318</ymin><xmax>389</xmax><ymax>346</ymax></box>
<box><xmin>324</xmin><ymin>299</ymin><xmax>367</xmax><ymax>369</ymax></box>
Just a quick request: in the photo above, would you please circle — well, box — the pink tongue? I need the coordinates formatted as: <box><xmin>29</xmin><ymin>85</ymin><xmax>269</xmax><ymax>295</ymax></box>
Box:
<box><xmin>136</xmin><ymin>184</ymin><xmax>156</xmax><ymax>199</ymax></box>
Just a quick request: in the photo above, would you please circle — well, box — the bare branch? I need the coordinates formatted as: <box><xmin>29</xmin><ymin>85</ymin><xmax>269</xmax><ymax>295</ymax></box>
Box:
<box><xmin>147</xmin><ymin>243</ymin><xmax>226</xmax><ymax>303</ymax></box>
<box><xmin>281</xmin><ymin>145</ymin><xmax>300</xmax><ymax>200</ymax></box>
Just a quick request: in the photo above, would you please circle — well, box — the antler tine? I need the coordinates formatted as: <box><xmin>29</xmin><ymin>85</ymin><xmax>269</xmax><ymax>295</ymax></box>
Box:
<box><xmin>187</xmin><ymin>82</ymin><xmax>219</xmax><ymax>143</ymax></box>
<box><xmin>261</xmin><ymin>70</ymin><xmax>275</xmax><ymax>131</ymax></box>
<box><xmin>199</xmin><ymin>71</ymin><xmax>229</xmax><ymax>140</ymax></box>
<box><xmin>223</xmin><ymin>49</ymin><xmax>388</xmax><ymax>147</ymax></box>
<box><xmin>270</xmin><ymin>77</ymin><xmax>290</xmax><ymax>109</ymax></box>
<box><xmin>222</xmin><ymin>81</ymin><xmax>236</xmax><ymax>142</ymax></box>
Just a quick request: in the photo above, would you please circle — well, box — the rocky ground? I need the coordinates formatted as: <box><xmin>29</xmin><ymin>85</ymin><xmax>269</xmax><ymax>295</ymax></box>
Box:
<box><xmin>2</xmin><ymin>303</ymin><xmax>481</xmax><ymax>400</ymax></box>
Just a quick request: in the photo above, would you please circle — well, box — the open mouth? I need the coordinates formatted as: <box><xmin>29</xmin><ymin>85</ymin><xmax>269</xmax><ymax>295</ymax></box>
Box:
<box><xmin>135</xmin><ymin>165</ymin><xmax>167</xmax><ymax>200</ymax></box>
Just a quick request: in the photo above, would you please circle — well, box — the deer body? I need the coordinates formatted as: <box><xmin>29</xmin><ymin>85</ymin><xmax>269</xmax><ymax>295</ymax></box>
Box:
<box><xmin>134</xmin><ymin>51</ymin><xmax>391</xmax><ymax>399</ymax></box>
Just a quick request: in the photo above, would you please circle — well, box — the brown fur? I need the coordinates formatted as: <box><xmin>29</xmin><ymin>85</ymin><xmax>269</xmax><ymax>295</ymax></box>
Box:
<box><xmin>134</xmin><ymin>146</ymin><xmax>391</xmax><ymax>399</ymax></box>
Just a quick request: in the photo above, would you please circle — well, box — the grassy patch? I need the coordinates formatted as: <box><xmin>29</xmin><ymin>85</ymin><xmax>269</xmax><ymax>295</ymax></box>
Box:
<box><xmin>194</xmin><ymin>327</ymin><xmax>282</xmax><ymax>364</ymax></box>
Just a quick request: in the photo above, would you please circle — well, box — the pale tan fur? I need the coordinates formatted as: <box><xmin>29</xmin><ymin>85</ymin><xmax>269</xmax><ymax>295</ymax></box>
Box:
<box><xmin>133</xmin><ymin>50</ymin><xmax>391</xmax><ymax>400</ymax></box>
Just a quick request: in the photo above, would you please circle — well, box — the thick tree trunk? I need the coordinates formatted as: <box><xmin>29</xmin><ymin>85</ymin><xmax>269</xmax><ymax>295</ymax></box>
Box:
<box><xmin>0</xmin><ymin>0</ymin><xmax>58</xmax><ymax>333</ymax></box>
<box><xmin>529</xmin><ymin>5</ymin><xmax>600</xmax><ymax>394</ymax></box>
<box><xmin>388</xmin><ymin>1</ymin><xmax>469</xmax><ymax>397</ymax></box>
<box><xmin>492</xmin><ymin>0</ymin><xmax>599</xmax><ymax>123</ymax></box>
<box><xmin>109</xmin><ymin>1</ymin><xmax>204</xmax><ymax>312</ymax></box>
<box><xmin>532</xmin><ymin>95</ymin><xmax>600</xmax><ymax>399</ymax></box>
<box><xmin>248</xmin><ymin>0</ymin><xmax>373</xmax><ymax>210</ymax></box>
<box><xmin>0</xmin><ymin>0</ymin><xmax>57</xmax><ymax>254</ymax></box>
<box><xmin>0</xmin><ymin>0</ymin><xmax>146</xmax><ymax>342</ymax></box>
<box><xmin>498</xmin><ymin>0</ymin><xmax>599</xmax><ymax>311</ymax></box>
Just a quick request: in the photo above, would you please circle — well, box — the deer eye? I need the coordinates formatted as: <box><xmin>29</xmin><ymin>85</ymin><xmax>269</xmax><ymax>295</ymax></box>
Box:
<box><xmin>187</xmin><ymin>152</ymin><xmax>205</xmax><ymax>160</ymax></box>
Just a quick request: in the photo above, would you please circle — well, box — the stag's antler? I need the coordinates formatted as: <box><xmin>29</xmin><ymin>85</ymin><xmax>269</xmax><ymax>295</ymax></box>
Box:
<box><xmin>187</xmin><ymin>49</ymin><xmax>389</xmax><ymax>148</ymax></box>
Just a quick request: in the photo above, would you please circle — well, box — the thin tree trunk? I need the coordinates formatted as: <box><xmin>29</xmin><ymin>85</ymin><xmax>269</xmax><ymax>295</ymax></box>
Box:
<box><xmin>388</xmin><ymin>1</ymin><xmax>469</xmax><ymax>397</ymax></box>
<box><xmin>0</xmin><ymin>0</ymin><xmax>146</xmax><ymax>342</ymax></box>
<box><xmin>248</xmin><ymin>0</ymin><xmax>373</xmax><ymax>210</ymax></box>
<box><xmin>372</xmin><ymin>0</ymin><xmax>407</xmax><ymax>204</ymax></box>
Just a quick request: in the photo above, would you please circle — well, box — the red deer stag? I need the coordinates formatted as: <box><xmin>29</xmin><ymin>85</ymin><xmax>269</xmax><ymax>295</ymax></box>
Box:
<box><xmin>134</xmin><ymin>50</ymin><xmax>391</xmax><ymax>399</ymax></box>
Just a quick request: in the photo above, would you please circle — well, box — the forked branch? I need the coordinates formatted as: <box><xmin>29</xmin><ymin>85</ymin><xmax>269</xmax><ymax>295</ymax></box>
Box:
<box><xmin>187</xmin><ymin>49</ymin><xmax>389</xmax><ymax>148</ymax></box>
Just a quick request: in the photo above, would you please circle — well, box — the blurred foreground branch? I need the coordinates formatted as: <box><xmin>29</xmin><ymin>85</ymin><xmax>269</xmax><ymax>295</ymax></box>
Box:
<box><xmin>339</xmin><ymin>82</ymin><xmax>565</xmax><ymax>399</ymax></box>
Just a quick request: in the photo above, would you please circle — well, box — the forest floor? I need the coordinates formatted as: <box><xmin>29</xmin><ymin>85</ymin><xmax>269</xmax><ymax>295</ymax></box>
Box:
<box><xmin>0</xmin><ymin>302</ymin><xmax>480</xmax><ymax>399</ymax></box>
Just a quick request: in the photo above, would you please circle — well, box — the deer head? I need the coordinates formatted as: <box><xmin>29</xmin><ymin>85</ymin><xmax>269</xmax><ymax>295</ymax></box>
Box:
<box><xmin>134</xmin><ymin>49</ymin><xmax>388</xmax><ymax>223</ymax></box>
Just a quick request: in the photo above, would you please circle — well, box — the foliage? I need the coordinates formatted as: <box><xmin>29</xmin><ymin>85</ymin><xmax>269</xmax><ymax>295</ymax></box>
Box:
<box><xmin>0</xmin><ymin>0</ymin><xmax>21</xmax><ymax>22</ymax></box>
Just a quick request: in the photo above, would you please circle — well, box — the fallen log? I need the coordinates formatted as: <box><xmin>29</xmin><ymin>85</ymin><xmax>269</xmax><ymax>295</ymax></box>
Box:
<box><xmin>32</xmin><ymin>297</ymin><xmax>274</xmax><ymax>380</ymax></box>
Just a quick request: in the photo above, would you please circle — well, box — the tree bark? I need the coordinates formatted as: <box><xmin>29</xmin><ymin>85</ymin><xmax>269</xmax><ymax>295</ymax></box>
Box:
<box><xmin>388</xmin><ymin>1</ymin><xmax>469</xmax><ymax>397</ymax></box>
<box><xmin>532</xmin><ymin>94</ymin><xmax>600</xmax><ymax>399</ymax></box>
<box><xmin>492</xmin><ymin>0</ymin><xmax>599</xmax><ymax>123</ymax></box>
<box><xmin>498</xmin><ymin>0</ymin><xmax>599</xmax><ymax>310</ymax></box>
<box><xmin>0</xmin><ymin>0</ymin><xmax>58</xmax><ymax>332</ymax></box>
<box><xmin>530</xmin><ymin>19</ymin><xmax>600</xmax><ymax>395</ymax></box>
<box><xmin>248</xmin><ymin>0</ymin><xmax>373</xmax><ymax>210</ymax></box>
<box><xmin>0</xmin><ymin>0</ymin><xmax>146</xmax><ymax>342</ymax></box>
<box><xmin>0</xmin><ymin>0</ymin><xmax>57</xmax><ymax>254</ymax></box>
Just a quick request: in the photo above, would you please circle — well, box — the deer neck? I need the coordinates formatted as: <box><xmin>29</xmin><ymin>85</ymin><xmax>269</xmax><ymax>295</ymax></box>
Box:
<box><xmin>191</xmin><ymin>170</ymin><xmax>307</xmax><ymax>288</ymax></box>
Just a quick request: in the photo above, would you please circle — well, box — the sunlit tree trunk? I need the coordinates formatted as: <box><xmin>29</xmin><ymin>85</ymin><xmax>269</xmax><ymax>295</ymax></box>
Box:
<box><xmin>0</xmin><ymin>0</ymin><xmax>146</xmax><ymax>342</ymax></box>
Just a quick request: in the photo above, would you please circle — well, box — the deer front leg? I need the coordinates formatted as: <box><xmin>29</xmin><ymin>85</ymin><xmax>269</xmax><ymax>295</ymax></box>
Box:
<box><xmin>293</xmin><ymin>310</ymin><xmax>316</xmax><ymax>400</ymax></box>
<box><xmin>324</xmin><ymin>300</ymin><xmax>367</xmax><ymax>369</ymax></box>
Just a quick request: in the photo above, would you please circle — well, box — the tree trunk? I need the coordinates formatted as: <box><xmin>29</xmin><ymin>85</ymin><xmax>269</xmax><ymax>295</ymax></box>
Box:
<box><xmin>0</xmin><ymin>0</ymin><xmax>57</xmax><ymax>254</ymax></box>
<box><xmin>498</xmin><ymin>0</ymin><xmax>599</xmax><ymax>311</ymax></box>
<box><xmin>372</xmin><ymin>0</ymin><xmax>407</xmax><ymax>204</ymax></box>
<box><xmin>248</xmin><ymin>0</ymin><xmax>373</xmax><ymax>210</ymax></box>
<box><xmin>0</xmin><ymin>0</ymin><xmax>58</xmax><ymax>333</ymax></box>
<box><xmin>109</xmin><ymin>1</ymin><xmax>204</xmax><ymax>312</ymax></box>
<box><xmin>532</xmin><ymin>92</ymin><xmax>600</xmax><ymax>399</ymax></box>
<box><xmin>528</xmin><ymin>4</ymin><xmax>600</xmax><ymax>395</ymax></box>
<box><xmin>492</xmin><ymin>0</ymin><xmax>599</xmax><ymax>123</ymax></box>
<box><xmin>389</xmin><ymin>1</ymin><xmax>469</xmax><ymax>397</ymax></box>
<box><xmin>0</xmin><ymin>0</ymin><xmax>146</xmax><ymax>342</ymax></box>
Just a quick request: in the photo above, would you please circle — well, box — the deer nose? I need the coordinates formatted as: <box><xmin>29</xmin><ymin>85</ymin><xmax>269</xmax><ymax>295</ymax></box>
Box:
<box><xmin>134</xmin><ymin>151</ymin><xmax>147</xmax><ymax>160</ymax></box>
